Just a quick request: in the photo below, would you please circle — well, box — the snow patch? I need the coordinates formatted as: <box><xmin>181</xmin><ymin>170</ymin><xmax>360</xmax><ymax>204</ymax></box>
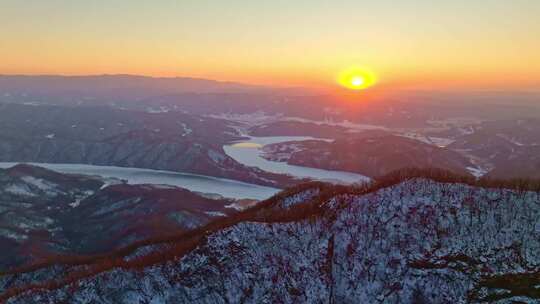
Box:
<box><xmin>205</xmin><ymin>211</ymin><xmax>227</xmax><ymax>217</ymax></box>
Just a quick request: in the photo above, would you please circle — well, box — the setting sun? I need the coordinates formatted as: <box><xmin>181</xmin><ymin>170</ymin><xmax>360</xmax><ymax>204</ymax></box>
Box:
<box><xmin>338</xmin><ymin>67</ymin><xmax>377</xmax><ymax>90</ymax></box>
<box><xmin>351</xmin><ymin>77</ymin><xmax>365</xmax><ymax>87</ymax></box>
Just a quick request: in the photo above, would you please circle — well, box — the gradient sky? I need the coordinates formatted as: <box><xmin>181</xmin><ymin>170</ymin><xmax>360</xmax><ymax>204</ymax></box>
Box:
<box><xmin>1</xmin><ymin>0</ymin><xmax>540</xmax><ymax>90</ymax></box>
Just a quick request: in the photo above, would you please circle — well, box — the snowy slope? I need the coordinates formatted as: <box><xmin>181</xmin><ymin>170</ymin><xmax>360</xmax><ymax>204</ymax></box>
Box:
<box><xmin>2</xmin><ymin>178</ymin><xmax>539</xmax><ymax>303</ymax></box>
<box><xmin>0</xmin><ymin>164</ymin><xmax>242</xmax><ymax>270</ymax></box>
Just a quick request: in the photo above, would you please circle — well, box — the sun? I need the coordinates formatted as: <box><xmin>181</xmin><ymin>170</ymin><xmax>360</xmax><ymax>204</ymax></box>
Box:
<box><xmin>351</xmin><ymin>76</ymin><xmax>365</xmax><ymax>87</ymax></box>
<box><xmin>338</xmin><ymin>67</ymin><xmax>377</xmax><ymax>90</ymax></box>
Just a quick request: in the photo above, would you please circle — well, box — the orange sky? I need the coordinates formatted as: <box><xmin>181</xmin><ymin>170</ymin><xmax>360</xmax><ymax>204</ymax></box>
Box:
<box><xmin>1</xmin><ymin>0</ymin><xmax>540</xmax><ymax>91</ymax></box>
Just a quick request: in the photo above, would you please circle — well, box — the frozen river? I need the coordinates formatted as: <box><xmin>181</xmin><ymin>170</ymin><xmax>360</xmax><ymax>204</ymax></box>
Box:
<box><xmin>224</xmin><ymin>136</ymin><xmax>370</xmax><ymax>184</ymax></box>
<box><xmin>0</xmin><ymin>162</ymin><xmax>280</xmax><ymax>200</ymax></box>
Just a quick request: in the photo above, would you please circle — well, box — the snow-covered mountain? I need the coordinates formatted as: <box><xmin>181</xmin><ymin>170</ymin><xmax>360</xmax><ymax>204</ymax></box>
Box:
<box><xmin>0</xmin><ymin>164</ymin><xmax>243</xmax><ymax>270</ymax></box>
<box><xmin>2</xmin><ymin>169</ymin><xmax>539</xmax><ymax>303</ymax></box>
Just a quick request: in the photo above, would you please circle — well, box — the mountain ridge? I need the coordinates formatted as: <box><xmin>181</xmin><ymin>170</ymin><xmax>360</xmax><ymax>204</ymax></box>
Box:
<box><xmin>1</xmin><ymin>168</ymin><xmax>539</xmax><ymax>303</ymax></box>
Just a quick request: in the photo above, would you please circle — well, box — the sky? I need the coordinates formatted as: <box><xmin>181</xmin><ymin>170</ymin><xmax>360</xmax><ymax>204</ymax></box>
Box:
<box><xmin>1</xmin><ymin>0</ymin><xmax>540</xmax><ymax>91</ymax></box>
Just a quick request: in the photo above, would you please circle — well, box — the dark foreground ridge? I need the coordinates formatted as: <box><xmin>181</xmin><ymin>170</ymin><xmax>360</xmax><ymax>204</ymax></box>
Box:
<box><xmin>1</xmin><ymin>168</ymin><xmax>540</xmax><ymax>303</ymax></box>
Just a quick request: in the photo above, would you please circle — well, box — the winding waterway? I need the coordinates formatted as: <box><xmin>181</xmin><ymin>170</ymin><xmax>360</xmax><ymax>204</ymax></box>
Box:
<box><xmin>223</xmin><ymin>136</ymin><xmax>370</xmax><ymax>184</ymax></box>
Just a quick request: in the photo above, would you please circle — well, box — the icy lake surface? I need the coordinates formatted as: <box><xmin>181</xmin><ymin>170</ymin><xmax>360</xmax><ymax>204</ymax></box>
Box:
<box><xmin>0</xmin><ymin>162</ymin><xmax>280</xmax><ymax>200</ymax></box>
<box><xmin>224</xmin><ymin>136</ymin><xmax>370</xmax><ymax>184</ymax></box>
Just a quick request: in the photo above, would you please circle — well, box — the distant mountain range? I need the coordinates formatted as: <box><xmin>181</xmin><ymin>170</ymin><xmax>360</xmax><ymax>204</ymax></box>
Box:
<box><xmin>0</xmin><ymin>74</ymin><xmax>270</xmax><ymax>96</ymax></box>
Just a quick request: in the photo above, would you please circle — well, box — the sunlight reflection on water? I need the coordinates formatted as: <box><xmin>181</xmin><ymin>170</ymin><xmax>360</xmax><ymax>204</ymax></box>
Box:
<box><xmin>230</xmin><ymin>142</ymin><xmax>263</xmax><ymax>148</ymax></box>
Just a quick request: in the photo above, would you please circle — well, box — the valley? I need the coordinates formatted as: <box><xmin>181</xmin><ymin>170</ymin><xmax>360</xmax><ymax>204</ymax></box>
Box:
<box><xmin>2</xmin><ymin>76</ymin><xmax>540</xmax><ymax>184</ymax></box>
<box><xmin>1</xmin><ymin>75</ymin><xmax>540</xmax><ymax>303</ymax></box>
